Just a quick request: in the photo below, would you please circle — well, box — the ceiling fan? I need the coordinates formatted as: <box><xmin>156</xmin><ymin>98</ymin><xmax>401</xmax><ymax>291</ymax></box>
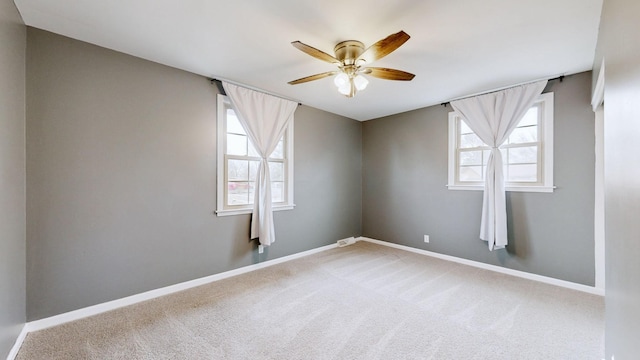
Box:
<box><xmin>288</xmin><ymin>31</ymin><xmax>415</xmax><ymax>98</ymax></box>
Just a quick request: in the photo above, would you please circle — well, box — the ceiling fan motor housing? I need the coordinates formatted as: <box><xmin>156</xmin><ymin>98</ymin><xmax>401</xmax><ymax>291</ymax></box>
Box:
<box><xmin>334</xmin><ymin>40</ymin><xmax>365</xmax><ymax>65</ymax></box>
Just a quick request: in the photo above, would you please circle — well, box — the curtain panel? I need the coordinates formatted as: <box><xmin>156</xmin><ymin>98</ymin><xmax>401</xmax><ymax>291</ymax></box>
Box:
<box><xmin>450</xmin><ymin>80</ymin><xmax>547</xmax><ymax>250</ymax></box>
<box><xmin>222</xmin><ymin>82</ymin><xmax>298</xmax><ymax>246</ymax></box>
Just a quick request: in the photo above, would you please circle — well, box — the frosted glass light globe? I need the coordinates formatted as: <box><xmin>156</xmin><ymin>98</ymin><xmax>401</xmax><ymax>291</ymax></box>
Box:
<box><xmin>353</xmin><ymin>74</ymin><xmax>369</xmax><ymax>91</ymax></box>
<box><xmin>338</xmin><ymin>83</ymin><xmax>351</xmax><ymax>95</ymax></box>
<box><xmin>334</xmin><ymin>73</ymin><xmax>349</xmax><ymax>87</ymax></box>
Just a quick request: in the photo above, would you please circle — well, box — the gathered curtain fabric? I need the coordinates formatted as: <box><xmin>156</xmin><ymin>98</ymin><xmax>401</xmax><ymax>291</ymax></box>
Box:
<box><xmin>450</xmin><ymin>80</ymin><xmax>547</xmax><ymax>251</ymax></box>
<box><xmin>222</xmin><ymin>82</ymin><xmax>298</xmax><ymax>247</ymax></box>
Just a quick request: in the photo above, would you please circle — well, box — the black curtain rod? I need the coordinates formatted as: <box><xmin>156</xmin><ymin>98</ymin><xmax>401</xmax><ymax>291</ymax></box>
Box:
<box><xmin>440</xmin><ymin>75</ymin><xmax>564</xmax><ymax>107</ymax></box>
<box><xmin>210</xmin><ymin>78</ymin><xmax>302</xmax><ymax>106</ymax></box>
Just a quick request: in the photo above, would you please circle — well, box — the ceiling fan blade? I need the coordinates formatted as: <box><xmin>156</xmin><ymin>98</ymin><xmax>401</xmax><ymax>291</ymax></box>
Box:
<box><xmin>357</xmin><ymin>31</ymin><xmax>410</xmax><ymax>64</ymax></box>
<box><xmin>361</xmin><ymin>67</ymin><xmax>415</xmax><ymax>81</ymax></box>
<box><xmin>288</xmin><ymin>71</ymin><xmax>338</xmax><ymax>85</ymax></box>
<box><xmin>291</xmin><ymin>41</ymin><xmax>341</xmax><ymax>64</ymax></box>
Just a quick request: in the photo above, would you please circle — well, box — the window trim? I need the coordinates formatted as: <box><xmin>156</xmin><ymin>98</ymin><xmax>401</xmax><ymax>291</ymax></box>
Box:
<box><xmin>447</xmin><ymin>92</ymin><xmax>554</xmax><ymax>193</ymax></box>
<box><xmin>216</xmin><ymin>94</ymin><xmax>295</xmax><ymax>216</ymax></box>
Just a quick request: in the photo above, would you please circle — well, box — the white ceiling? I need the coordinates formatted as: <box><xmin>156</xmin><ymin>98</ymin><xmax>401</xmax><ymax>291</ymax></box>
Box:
<box><xmin>14</xmin><ymin>0</ymin><xmax>603</xmax><ymax>121</ymax></box>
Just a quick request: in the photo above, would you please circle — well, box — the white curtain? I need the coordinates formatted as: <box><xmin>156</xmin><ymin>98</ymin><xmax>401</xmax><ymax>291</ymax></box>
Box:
<box><xmin>222</xmin><ymin>82</ymin><xmax>298</xmax><ymax>247</ymax></box>
<box><xmin>450</xmin><ymin>80</ymin><xmax>547</xmax><ymax>250</ymax></box>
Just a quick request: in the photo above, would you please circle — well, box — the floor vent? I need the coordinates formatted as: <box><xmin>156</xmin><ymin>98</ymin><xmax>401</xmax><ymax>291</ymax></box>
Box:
<box><xmin>337</xmin><ymin>237</ymin><xmax>356</xmax><ymax>247</ymax></box>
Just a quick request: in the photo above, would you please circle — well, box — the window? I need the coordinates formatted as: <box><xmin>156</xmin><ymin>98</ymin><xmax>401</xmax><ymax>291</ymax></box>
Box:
<box><xmin>447</xmin><ymin>92</ymin><xmax>554</xmax><ymax>192</ymax></box>
<box><xmin>216</xmin><ymin>94</ymin><xmax>294</xmax><ymax>216</ymax></box>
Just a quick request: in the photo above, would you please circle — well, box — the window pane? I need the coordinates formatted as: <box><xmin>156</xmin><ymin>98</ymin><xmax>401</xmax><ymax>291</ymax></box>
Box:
<box><xmin>483</xmin><ymin>150</ymin><xmax>491</xmax><ymax>165</ymax></box>
<box><xmin>507</xmin><ymin>146</ymin><xmax>537</xmax><ymax>164</ymax></box>
<box><xmin>507</xmin><ymin>164</ymin><xmax>537</xmax><ymax>182</ymax></box>
<box><xmin>249</xmin><ymin>161</ymin><xmax>259</xmax><ymax>181</ymax></box>
<box><xmin>519</xmin><ymin>106</ymin><xmax>539</xmax><ymax>127</ymax></box>
<box><xmin>460</xmin><ymin>133</ymin><xmax>485</xmax><ymax>148</ymax></box>
<box><xmin>228</xmin><ymin>182</ymin><xmax>250</xmax><ymax>205</ymax></box>
<box><xmin>227</xmin><ymin>134</ymin><xmax>247</xmax><ymax>155</ymax></box>
<box><xmin>228</xmin><ymin>159</ymin><xmax>249</xmax><ymax>181</ymax></box>
<box><xmin>460</xmin><ymin>150</ymin><xmax>482</xmax><ymax>166</ymax></box>
<box><xmin>509</xmin><ymin>126</ymin><xmax>537</xmax><ymax>144</ymax></box>
<box><xmin>226</xmin><ymin>110</ymin><xmax>246</xmax><ymax>134</ymax></box>
<box><xmin>271</xmin><ymin>181</ymin><xmax>284</xmax><ymax>202</ymax></box>
<box><xmin>269</xmin><ymin>162</ymin><xmax>284</xmax><ymax>181</ymax></box>
<box><xmin>248</xmin><ymin>141</ymin><xmax>260</xmax><ymax>157</ymax></box>
<box><xmin>271</xmin><ymin>140</ymin><xmax>284</xmax><ymax>159</ymax></box>
<box><xmin>248</xmin><ymin>182</ymin><xmax>255</xmax><ymax>205</ymax></box>
<box><xmin>460</xmin><ymin>166</ymin><xmax>483</xmax><ymax>181</ymax></box>
<box><xmin>500</xmin><ymin>148</ymin><xmax>507</xmax><ymax>161</ymax></box>
<box><xmin>459</xmin><ymin>119</ymin><xmax>473</xmax><ymax>134</ymax></box>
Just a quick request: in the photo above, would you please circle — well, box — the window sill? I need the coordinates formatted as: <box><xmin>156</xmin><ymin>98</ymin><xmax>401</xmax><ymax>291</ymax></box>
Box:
<box><xmin>447</xmin><ymin>184</ymin><xmax>555</xmax><ymax>193</ymax></box>
<box><xmin>215</xmin><ymin>204</ymin><xmax>296</xmax><ymax>217</ymax></box>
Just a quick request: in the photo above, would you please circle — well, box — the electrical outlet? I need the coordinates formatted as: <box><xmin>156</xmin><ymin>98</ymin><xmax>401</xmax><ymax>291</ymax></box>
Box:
<box><xmin>258</xmin><ymin>245</ymin><xmax>264</xmax><ymax>254</ymax></box>
<box><xmin>424</xmin><ymin>235</ymin><xmax>429</xmax><ymax>243</ymax></box>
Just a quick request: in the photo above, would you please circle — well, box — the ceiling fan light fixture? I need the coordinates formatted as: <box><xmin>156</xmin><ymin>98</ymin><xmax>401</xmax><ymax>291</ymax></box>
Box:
<box><xmin>337</xmin><ymin>82</ymin><xmax>351</xmax><ymax>96</ymax></box>
<box><xmin>289</xmin><ymin>31</ymin><xmax>414</xmax><ymax>98</ymax></box>
<box><xmin>334</xmin><ymin>72</ymin><xmax>349</xmax><ymax>87</ymax></box>
<box><xmin>354</xmin><ymin>74</ymin><xmax>368</xmax><ymax>91</ymax></box>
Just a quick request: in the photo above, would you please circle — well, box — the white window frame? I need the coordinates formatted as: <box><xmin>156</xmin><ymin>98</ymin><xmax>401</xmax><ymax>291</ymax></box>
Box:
<box><xmin>447</xmin><ymin>92</ymin><xmax>554</xmax><ymax>193</ymax></box>
<box><xmin>216</xmin><ymin>94</ymin><xmax>295</xmax><ymax>216</ymax></box>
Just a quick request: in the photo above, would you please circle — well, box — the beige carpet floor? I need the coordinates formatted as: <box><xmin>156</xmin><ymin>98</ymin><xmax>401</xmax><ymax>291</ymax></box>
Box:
<box><xmin>17</xmin><ymin>241</ymin><xmax>604</xmax><ymax>359</ymax></box>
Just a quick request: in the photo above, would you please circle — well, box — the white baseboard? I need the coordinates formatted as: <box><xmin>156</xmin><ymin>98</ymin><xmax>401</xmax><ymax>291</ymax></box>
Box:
<box><xmin>24</xmin><ymin>241</ymin><xmax>342</xmax><ymax>334</ymax></box>
<box><xmin>6</xmin><ymin>325</ymin><xmax>28</xmax><ymax>360</ymax></box>
<box><xmin>357</xmin><ymin>237</ymin><xmax>605</xmax><ymax>296</ymax></box>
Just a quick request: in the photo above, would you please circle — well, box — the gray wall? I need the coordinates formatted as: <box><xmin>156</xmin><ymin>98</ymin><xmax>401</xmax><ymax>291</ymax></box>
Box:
<box><xmin>363</xmin><ymin>72</ymin><xmax>596</xmax><ymax>285</ymax></box>
<box><xmin>26</xmin><ymin>28</ymin><xmax>362</xmax><ymax>320</ymax></box>
<box><xmin>593</xmin><ymin>0</ymin><xmax>640</xmax><ymax>357</ymax></box>
<box><xmin>0</xmin><ymin>0</ymin><xmax>26</xmax><ymax>357</ymax></box>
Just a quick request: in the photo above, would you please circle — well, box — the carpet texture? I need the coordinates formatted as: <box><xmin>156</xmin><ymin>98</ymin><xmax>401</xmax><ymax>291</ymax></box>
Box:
<box><xmin>17</xmin><ymin>241</ymin><xmax>604</xmax><ymax>359</ymax></box>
